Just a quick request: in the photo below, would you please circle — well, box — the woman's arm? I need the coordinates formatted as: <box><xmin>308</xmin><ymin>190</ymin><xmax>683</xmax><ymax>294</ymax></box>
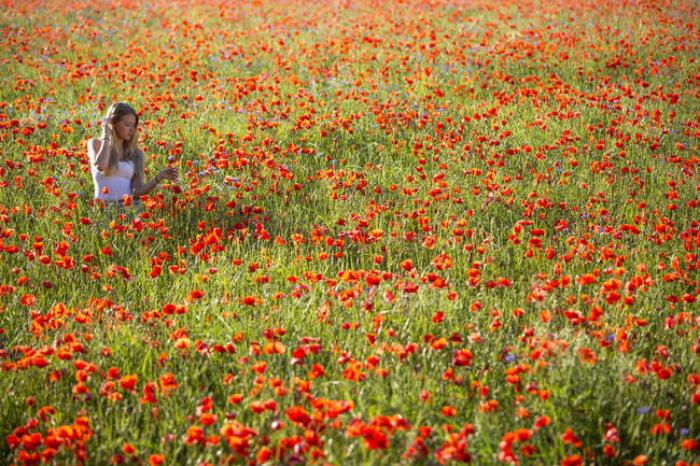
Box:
<box><xmin>131</xmin><ymin>160</ymin><xmax>177</xmax><ymax>198</ymax></box>
<box><xmin>89</xmin><ymin>118</ymin><xmax>113</xmax><ymax>172</ymax></box>
<box><xmin>88</xmin><ymin>139</ymin><xmax>113</xmax><ymax>172</ymax></box>
<box><xmin>131</xmin><ymin>170</ymin><xmax>162</xmax><ymax>198</ymax></box>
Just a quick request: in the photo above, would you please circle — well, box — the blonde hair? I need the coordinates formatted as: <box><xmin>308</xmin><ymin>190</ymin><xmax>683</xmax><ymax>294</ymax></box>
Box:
<box><xmin>102</xmin><ymin>102</ymin><xmax>143</xmax><ymax>176</ymax></box>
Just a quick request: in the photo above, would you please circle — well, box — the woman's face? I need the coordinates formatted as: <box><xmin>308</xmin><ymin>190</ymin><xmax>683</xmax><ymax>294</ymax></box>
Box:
<box><xmin>113</xmin><ymin>114</ymin><xmax>137</xmax><ymax>141</ymax></box>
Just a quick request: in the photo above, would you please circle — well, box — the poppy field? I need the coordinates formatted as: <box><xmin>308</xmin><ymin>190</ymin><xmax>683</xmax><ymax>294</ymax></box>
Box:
<box><xmin>1</xmin><ymin>0</ymin><xmax>698</xmax><ymax>464</ymax></box>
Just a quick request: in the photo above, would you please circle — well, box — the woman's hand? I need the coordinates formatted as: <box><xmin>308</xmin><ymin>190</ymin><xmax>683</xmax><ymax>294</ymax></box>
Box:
<box><xmin>157</xmin><ymin>167</ymin><xmax>178</xmax><ymax>183</ymax></box>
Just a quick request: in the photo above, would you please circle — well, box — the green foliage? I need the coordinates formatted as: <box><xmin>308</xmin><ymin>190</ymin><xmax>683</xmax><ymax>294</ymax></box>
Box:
<box><xmin>0</xmin><ymin>0</ymin><xmax>698</xmax><ymax>465</ymax></box>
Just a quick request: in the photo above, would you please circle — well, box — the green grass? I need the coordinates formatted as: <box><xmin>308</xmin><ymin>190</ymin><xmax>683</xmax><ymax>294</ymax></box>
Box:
<box><xmin>0</xmin><ymin>0</ymin><xmax>698</xmax><ymax>465</ymax></box>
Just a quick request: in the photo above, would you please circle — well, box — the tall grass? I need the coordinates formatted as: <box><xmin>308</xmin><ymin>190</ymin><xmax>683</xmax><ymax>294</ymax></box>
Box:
<box><xmin>1</xmin><ymin>0</ymin><xmax>698</xmax><ymax>464</ymax></box>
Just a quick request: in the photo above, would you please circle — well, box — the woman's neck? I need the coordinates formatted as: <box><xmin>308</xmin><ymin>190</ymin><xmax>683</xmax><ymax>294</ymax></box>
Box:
<box><xmin>112</xmin><ymin>137</ymin><xmax>128</xmax><ymax>160</ymax></box>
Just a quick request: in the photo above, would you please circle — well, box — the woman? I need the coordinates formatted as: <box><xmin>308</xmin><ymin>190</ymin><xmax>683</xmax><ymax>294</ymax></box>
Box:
<box><xmin>88</xmin><ymin>102</ymin><xmax>177</xmax><ymax>204</ymax></box>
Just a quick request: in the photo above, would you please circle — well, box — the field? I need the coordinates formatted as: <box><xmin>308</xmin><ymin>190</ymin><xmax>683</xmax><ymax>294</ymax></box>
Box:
<box><xmin>0</xmin><ymin>0</ymin><xmax>698</xmax><ymax>464</ymax></box>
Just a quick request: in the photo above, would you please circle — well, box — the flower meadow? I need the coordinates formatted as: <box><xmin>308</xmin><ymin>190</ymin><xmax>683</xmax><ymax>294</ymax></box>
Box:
<box><xmin>1</xmin><ymin>0</ymin><xmax>698</xmax><ymax>464</ymax></box>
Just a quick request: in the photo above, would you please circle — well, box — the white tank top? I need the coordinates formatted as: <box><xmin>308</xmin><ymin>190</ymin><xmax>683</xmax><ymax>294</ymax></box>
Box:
<box><xmin>92</xmin><ymin>160</ymin><xmax>134</xmax><ymax>201</ymax></box>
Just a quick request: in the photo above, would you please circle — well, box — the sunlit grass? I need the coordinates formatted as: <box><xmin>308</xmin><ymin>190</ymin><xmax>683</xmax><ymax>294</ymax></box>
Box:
<box><xmin>0</xmin><ymin>0</ymin><xmax>698</xmax><ymax>465</ymax></box>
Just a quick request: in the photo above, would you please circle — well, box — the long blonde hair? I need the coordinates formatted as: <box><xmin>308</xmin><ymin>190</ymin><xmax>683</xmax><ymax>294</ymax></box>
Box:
<box><xmin>102</xmin><ymin>102</ymin><xmax>143</xmax><ymax>176</ymax></box>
